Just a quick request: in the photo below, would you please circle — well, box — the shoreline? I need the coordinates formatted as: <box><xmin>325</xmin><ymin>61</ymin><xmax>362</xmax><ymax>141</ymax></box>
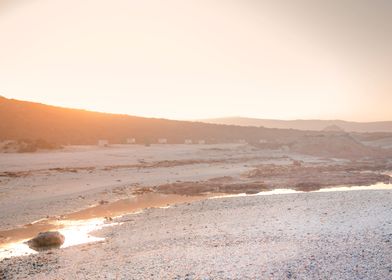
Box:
<box><xmin>1</xmin><ymin>182</ymin><xmax>391</xmax><ymax>261</ymax></box>
<box><xmin>1</xmin><ymin>187</ymin><xmax>392</xmax><ymax>279</ymax></box>
<box><xmin>1</xmin><ymin>144</ymin><xmax>392</xmax><ymax>279</ymax></box>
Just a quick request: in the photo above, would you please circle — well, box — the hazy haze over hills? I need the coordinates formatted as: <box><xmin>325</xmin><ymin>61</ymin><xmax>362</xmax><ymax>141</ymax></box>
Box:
<box><xmin>201</xmin><ymin>117</ymin><xmax>392</xmax><ymax>133</ymax></box>
<box><xmin>1</xmin><ymin>0</ymin><xmax>392</xmax><ymax>121</ymax></box>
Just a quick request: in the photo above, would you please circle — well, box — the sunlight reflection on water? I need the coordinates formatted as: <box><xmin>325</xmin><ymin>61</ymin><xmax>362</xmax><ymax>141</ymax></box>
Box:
<box><xmin>1</xmin><ymin>182</ymin><xmax>391</xmax><ymax>260</ymax></box>
<box><xmin>315</xmin><ymin>182</ymin><xmax>392</xmax><ymax>192</ymax></box>
<box><xmin>210</xmin><ymin>182</ymin><xmax>392</xmax><ymax>199</ymax></box>
<box><xmin>208</xmin><ymin>188</ymin><xmax>303</xmax><ymax>199</ymax></box>
<box><xmin>0</xmin><ymin>219</ymin><xmax>117</xmax><ymax>259</ymax></box>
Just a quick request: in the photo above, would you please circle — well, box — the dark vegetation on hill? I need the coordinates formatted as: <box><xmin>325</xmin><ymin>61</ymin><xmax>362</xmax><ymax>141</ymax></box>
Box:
<box><xmin>0</xmin><ymin>96</ymin><xmax>310</xmax><ymax>145</ymax></box>
<box><xmin>1</xmin><ymin>96</ymin><xmax>391</xmax><ymax>159</ymax></box>
<box><xmin>0</xmin><ymin>139</ymin><xmax>62</xmax><ymax>153</ymax></box>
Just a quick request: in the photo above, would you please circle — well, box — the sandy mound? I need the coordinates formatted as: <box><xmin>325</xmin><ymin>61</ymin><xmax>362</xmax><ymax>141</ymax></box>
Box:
<box><xmin>288</xmin><ymin>134</ymin><xmax>389</xmax><ymax>159</ymax></box>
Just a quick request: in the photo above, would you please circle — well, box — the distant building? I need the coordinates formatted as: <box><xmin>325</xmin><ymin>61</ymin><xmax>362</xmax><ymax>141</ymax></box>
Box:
<box><xmin>126</xmin><ymin>138</ymin><xmax>136</xmax><ymax>144</ymax></box>
<box><xmin>259</xmin><ymin>139</ymin><xmax>267</xmax><ymax>144</ymax></box>
<box><xmin>198</xmin><ymin>140</ymin><xmax>206</xmax><ymax>144</ymax></box>
<box><xmin>184</xmin><ymin>139</ymin><xmax>193</xmax><ymax>144</ymax></box>
<box><xmin>158</xmin><ymin>138</ymin><xmax>168</xmax><ymax>144</ymax></box>
<box><xmin>98</xmin><ymin>140</ymin><xmax>109</xmax><ymax>147</ymax></box>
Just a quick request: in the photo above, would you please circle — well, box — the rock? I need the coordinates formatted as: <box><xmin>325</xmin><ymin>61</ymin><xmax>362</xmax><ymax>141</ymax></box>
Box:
<box><xmin>27</xmin><ymin>231</ymin><xmax>65</xmax><ymax>250</ymax></box>
<box><xmin>292</xmin><ymin>160</ymin><xmax>302</xmax><ymax>167</ymax></box>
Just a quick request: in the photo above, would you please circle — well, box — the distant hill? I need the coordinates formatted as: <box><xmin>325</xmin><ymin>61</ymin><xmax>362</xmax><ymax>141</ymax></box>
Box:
<box><xmin>1</xmin><ymin>97</ymin><xmax>390</xmax><ymax>159</ymax></box>
<box><xmin>0</xmin><ymin>97</ymin><xmax>309</xmax><ymax>145</ymax></box>
<box><xmin>200</xmin><ymin>117</ymin><xmax>392</xmax><ymax>133</ymax></box>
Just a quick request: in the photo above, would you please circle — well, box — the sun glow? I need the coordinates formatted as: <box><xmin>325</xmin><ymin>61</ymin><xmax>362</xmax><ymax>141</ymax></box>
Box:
<box><xmin>0</xmin><ymin>0</ymin><xmax>391</xmax><ymax>121</ymax></box>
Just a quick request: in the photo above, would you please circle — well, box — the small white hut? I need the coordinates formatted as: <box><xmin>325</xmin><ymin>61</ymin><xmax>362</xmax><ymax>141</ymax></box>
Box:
<box><xmin>158</xmin><ymin>138</ymin><xmax>168</xmax><ymax>144</ymax></box>
<box><xmin>198</xmin><ymin>140</ymin><xmax>206</xmax><ymax>145</ymax></box>
<box><xmin>184</xmin><ymin>139</ymin><xmax>193</xmax><ymax>144</ymax></box>
<box><xmin>98</xmin><ymin>140</ymin><xmax>109</xmax><ymax>147</ymax></box>
<box><xmin>126</xmin><ymin>138</ymin><xmax>136</xmax><ymax>144</ymax></box>
<box><xmin>238</xmin><ymin>139</ymin><xmax>246</xmax><ymax>144</ymax></box>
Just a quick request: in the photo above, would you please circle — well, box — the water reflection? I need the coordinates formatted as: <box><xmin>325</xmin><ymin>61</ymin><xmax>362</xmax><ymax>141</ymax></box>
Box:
<box><xmin>1</xmin><ymin>182</ymin><xmax>391</xmax><ymax>260</ymax></box>
<box><xmin>58</xmin><ymin>219</ymin><xmax>108</xmax><ymax>248</ymax></box>
<box><xmin>315</xmin><ymin>182</ymin><xmax>392</xmax><ymax>192</ymax></box>
<box><xmin>0</xmin><ymin>219</ymin><xmax>115</xmax><ymax>259</ymax></box>
<box><xmin>0</xmin><ymin>193</ymin><xmax>203</xmax><ymax>260</ymax></box>
<box><xmin>211</xmin><ymin>182</ymin><xmax>392</xmax><ymax>199</ymax></box>
<box><xmin>209</xmin><ymin>188</ymin><xmax>302</xmax><ymax>199</ymax></box>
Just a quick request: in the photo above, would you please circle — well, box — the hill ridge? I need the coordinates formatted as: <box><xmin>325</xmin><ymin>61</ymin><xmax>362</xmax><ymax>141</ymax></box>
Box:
<box><xmin>200</xmin><ymin>117</ymin><xmax>392</xmax><ymax>133</ymax></box>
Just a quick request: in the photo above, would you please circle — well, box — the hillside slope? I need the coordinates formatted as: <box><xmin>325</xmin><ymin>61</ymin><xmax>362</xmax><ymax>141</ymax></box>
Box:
<box><xmin>0</xmin><ymin>97</ymin><xmax>306</xmax><ymax>145</ymax></box>
<box><xmin>201</xmin><ymin>117</ymin><xmax>392</xmax><ymax>133</ymax></box>
<box><xmin>0</xmin><ymin>97</ymin><xmax>391</xmax><ymax>159</ymax></box>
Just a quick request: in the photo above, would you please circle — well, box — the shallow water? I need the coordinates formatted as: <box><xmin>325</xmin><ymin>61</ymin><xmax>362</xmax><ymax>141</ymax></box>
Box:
<box><xmin>1</xmin><ymin>182</ymin><xmax>392</xmax><ymax>260</ymax></box>
<box><xmin>0</xmin><ymin>219</ymin><xmax>110</xmax><ymax>260</ymax></box>
<box><xmin>209</xmin><ymin>188</ymin><xmax>302</xmax><ymax>199</ymax></box>
<box><xmin>0</xmin><ymin>193</ymin><xmax>206</xmax><ymax>259</ymax></box>
<box><xmin>315</xmin><ymin>182</ymin><xmax>392</xmax><ymax>193</ymax></box>
<box><xmin>208</xmin><ymin>182</ymin><xmax>392</xmax><ymax>199</ymax></box>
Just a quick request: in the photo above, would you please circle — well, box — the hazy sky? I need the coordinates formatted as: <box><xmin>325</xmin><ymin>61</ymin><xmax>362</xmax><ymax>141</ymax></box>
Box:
<box><xmin>0</xmin><ymin>0</ymin><xmax>391</xmax><ymax>121</ymax></box>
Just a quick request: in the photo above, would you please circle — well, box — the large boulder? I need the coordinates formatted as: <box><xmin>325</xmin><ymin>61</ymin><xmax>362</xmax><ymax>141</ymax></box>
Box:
<box><xmin>27</xmin><ymin>231</ymin><xmax>65</xmax><ymax>250</ymax></box>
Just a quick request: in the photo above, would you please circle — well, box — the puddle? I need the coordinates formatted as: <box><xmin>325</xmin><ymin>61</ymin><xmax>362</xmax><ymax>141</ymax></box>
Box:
<box><xmin>314</xmin><ymin>182</ymin><xmax>392</xmax><ymax>193</ymax></box>
<box><xmin>1</xmin><ymin>183</ymin><xmax>392</xmax><ymax>260</ymax></box>
<box><xmin>211</xmin><ymin>182</ymin><xmax>392</xmax><ymax>199</ymax></box>
<box><xmin>209</xmin><ymin>188</ymin><xmax>302</xmax><ymax>199</ymax></box>
<box><xmin>0</xmin><ymin>193</ymin><xmax>206</xmax><ymax>260</ymax></box>
<box><xmin>0</xmin><ymin>219</ymin><xmax>111</xmax><ymax>260</ymax></box>
<box><xmin>63</xmin><ymin>192</ymin><xmax>205</xmax><ymax>220</ymax></box>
